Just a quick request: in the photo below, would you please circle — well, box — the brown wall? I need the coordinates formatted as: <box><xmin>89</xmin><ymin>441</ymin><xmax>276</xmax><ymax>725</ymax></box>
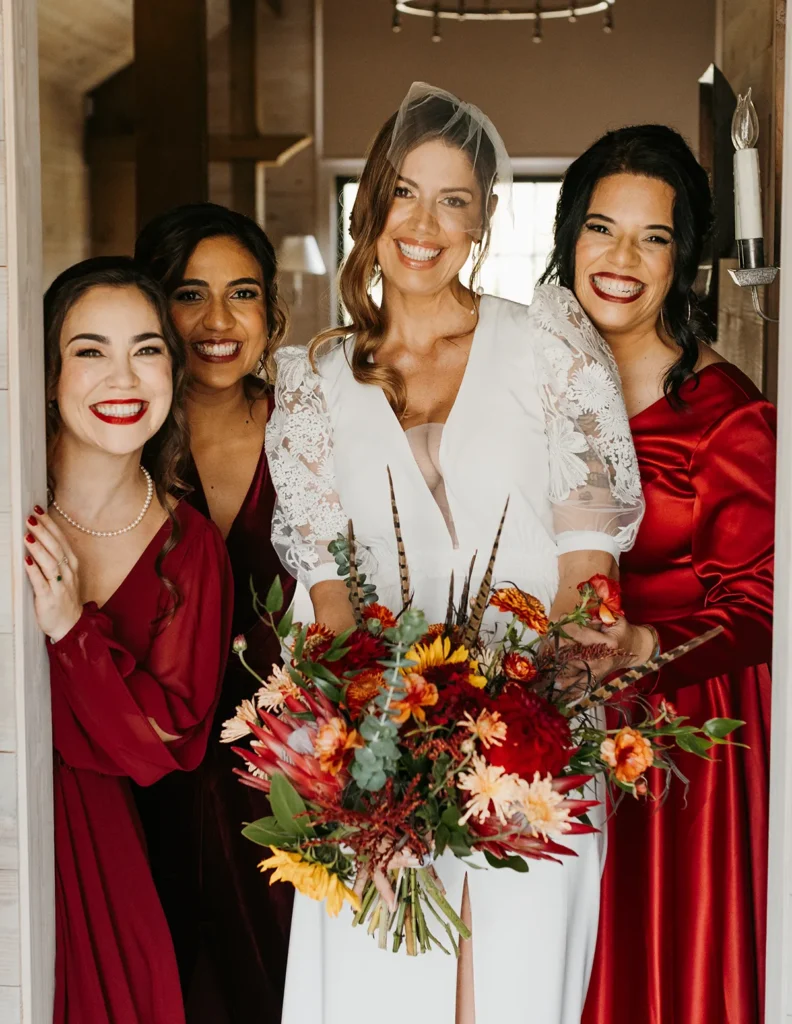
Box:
<box><xmin>323</xmin><ymin>0</ymin><xmax>716</xmax><ymax>159</ymax></box>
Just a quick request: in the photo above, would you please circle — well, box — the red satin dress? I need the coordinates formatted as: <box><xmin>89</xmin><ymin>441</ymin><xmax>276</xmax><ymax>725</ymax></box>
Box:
<box><xmin>50</xmin><ymin>502</ymin><xmax>233</xmax><ymax>1024</ymax></box>
<box><xmin>583</xmin><ymin>363</ymin><xmax>775</xmax><ymax>1024</ymax></box>
<box><xmin>135</xmin><ymin>407</ymin><xmax>297</xmax><ymax>1024</ymax></box>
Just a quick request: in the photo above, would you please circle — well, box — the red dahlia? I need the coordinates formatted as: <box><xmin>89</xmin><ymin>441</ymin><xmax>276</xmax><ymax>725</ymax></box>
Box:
<box><xmin>486</xmin><ymin>683</ymin><xmax>572</xmax><ymax>779</ymax></box>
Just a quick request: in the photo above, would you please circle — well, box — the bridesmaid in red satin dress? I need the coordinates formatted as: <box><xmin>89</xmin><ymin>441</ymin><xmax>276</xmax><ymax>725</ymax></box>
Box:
<box><xmin>135</xmin><ymin>205</ymin><xmax>296</xmax><ymax>1024</ymax></box>
<box><xmin>27</xmin><ymin>258</ymin><xmax>232</xmax><ymax>1023</ymax></box>
<box><xmin>542</xmin><ymin>127</ymin><xmax>774</xmax><ymax>1023</ymax></box>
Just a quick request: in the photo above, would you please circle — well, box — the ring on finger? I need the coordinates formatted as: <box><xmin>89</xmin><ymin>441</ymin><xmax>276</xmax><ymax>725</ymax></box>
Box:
<box><xmin>56</xmin><ymin>555</ymin><xmax>68</xmax><ymax>569</ymax></box>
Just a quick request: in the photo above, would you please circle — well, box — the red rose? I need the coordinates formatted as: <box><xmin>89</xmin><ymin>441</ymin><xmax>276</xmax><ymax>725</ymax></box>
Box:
<box><xmin>577</xmin><ymin>574</ymin><xmax>624</xmax><ymax>626</ymax></box>
<box><xmin>486</xmin><ymin>684</ymin><xmax>572</xmax><ymax>779</ymax></box>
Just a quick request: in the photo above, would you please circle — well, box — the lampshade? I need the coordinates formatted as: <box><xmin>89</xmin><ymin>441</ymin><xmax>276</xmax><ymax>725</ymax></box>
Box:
<box><xmin>277</xmin><ymin>235</ymin><xmax>326</xmax><ymax>276</ymax></box>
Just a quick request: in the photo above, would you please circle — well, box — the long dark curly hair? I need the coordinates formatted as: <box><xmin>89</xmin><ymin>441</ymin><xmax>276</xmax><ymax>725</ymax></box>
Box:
<box><xmin>43</xmin><ymin>256</ymin><xmax>191</xmax><ymax>609</ymax></box>
<box><xmin>541</xmin><ymin>124</ymin><xmax>714</xmax><ymax>403</ymax></box>
<box><xmin>134</xmin><ymin>202</ymin><xmax>288</xmax><ymax>395</ymax></box>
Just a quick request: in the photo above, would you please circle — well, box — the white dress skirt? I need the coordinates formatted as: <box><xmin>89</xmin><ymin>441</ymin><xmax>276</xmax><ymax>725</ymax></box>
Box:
<box><xmin>265</xmin><ymin>284</ymin><xmax>644</xmax><ymax>1024</ymax></box>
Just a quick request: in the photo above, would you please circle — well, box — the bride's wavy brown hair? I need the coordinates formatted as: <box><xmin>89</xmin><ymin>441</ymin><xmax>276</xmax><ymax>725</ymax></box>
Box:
<box><xmin>310</xmin><ymin>96</ymin><xmax>498</xmax><ymax>419</ymax></box>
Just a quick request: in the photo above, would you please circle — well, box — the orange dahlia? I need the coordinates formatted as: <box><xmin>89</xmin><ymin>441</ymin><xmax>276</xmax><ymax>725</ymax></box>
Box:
<box><xmin>361</xmin><ymin>603</ymin><xmax>397</xmax><ymax>630</ymax></box>
<box><xmin>503</xmin><ymin>652</ymin><xmax>538</xmax><ymax>683</ymax></box>
<box><xmin>344</xmin><ymin>668</ymin><xmax>385</xmax><ymax>718</ymax></box>
<box><xmin>600</xmin><ymin>727</ymin><xmax>654</xmax><ymax>784</ymax></box>
<box><xmin>489</xmin><ymin>588</ymin><xmax>549</xmax><ymax>635</ymax></box>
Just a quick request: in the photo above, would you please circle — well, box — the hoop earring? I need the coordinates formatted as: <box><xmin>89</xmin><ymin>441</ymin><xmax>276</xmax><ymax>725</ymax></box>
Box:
<box><xmin>685</xmin><ymin>294</ymin><xmax>693</xmax><ymax>323</ymax></box>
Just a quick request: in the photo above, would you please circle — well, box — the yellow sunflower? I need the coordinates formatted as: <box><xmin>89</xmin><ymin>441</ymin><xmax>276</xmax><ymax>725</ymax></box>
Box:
<box><xmin>258</xmin><ymin>849</ymin><xmax>360</xmax><ymax>917</ymax></box>
<box><xmin>406</xmin><ymin>634</ymin><xmax>485</xmax><ymax>689</ymax></box>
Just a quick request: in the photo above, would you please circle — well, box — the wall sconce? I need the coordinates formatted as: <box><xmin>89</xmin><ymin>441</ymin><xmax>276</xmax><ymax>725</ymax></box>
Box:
<box><xmin>278</xmin><ymin>235</ymin><xmax>326</xmax><ymax>306</ymax></box>
<box><xmin>728</xmin><ymin>88</ymin><xmax>779</xmax><ymax>323</ymax></box>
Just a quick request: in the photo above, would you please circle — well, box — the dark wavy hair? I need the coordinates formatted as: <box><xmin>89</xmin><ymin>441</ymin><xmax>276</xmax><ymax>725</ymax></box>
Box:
<box><xmin>44</xmin><ymin>256</ymin><xmax>191</xmax><ymax>610</ymax></box>
<box><xmin>541</xmin><ymin>124</ymin><xmax>714</xmax><ymax>402</ymax></box>
<box><xmin>134</xmin><ymin>202</ymin><xmax>288</xmax><ymax>393</ymax></box>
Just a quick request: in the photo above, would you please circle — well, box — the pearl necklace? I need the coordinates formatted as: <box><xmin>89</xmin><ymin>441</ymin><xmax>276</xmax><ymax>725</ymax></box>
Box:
<box><xmin>52</xmin><ymin>467</ymin><xmax>154</xmax><ymax>537</ymax></box>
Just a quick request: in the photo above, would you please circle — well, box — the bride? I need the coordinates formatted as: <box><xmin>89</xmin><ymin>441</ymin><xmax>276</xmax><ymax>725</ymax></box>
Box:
<box><xmin>266</xmin><ymin>84</ymin><xmax>650</xmax><ymax>1024</ymax></box>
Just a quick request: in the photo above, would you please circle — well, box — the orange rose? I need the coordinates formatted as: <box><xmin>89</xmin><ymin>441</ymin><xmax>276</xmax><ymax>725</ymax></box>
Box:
<box><xmin>503</xmin><ymin>652</ymin><xmax>538</xmax><ymax>684</ymax></box>
<box><xmin>577</xmin><ymin>575</ymin><xmax>624</xmax><ymax>626</ymax></box>
<box><xmin>600</xmin><ymin>727</ymin><xmax>654</xmax><ymax>784</ymax></box>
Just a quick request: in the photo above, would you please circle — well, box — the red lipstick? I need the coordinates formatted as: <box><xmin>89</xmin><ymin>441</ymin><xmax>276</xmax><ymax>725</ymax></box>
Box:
<box><xmin>589</xmin><ymin>272</ymin><xmax>646</xmax><ymax>304</ymax></box>
<box><xmin>90</xmin><ymin>400</ymin><xmax>148</xmax><ymax>425</ymax></box>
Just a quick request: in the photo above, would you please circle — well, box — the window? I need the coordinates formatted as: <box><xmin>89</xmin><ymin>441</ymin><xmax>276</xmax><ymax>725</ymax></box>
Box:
<box><xmin>337</xmin><ymin>177</ymin><xmax>562</xmax><ymax>314</ymax></box>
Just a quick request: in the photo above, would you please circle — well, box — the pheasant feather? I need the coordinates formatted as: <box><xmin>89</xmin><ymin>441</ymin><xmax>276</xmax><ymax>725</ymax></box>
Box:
<box><xmin>387</xmin><ymin>467</ymin><xmax>411</xmax><ymax>607</ymax></box>
<box><xmin>564</xmin><ymin>626</ymin><xmax>724</xmax><ymax>716</ymax></box>
<box><xmin>463</xmin><ymin>498</ymin><xmax>510</xmax><ymax>649</ymax></box>
<box><xmin>346</xmin><ymin>519</ymin><xmax>365</xmax><ymax>628</ymax></box>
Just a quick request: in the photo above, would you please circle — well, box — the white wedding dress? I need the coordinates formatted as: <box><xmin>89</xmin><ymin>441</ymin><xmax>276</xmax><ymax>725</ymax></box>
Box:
<box><xmin>265</xmin><ymin>284</ymin><xmax>643</xmax><ymax>1024</ymax></box>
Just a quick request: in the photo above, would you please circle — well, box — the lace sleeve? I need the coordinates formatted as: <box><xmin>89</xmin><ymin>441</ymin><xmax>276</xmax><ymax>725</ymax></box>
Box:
<box><xmin>265</xmin><ymin>345</ymin><xmax>351</xmax><ymax>591</ymax></box>
<box><xmin>529</xmin><ymin>284</ymin><xmax>645</xmax><ymax>557</ymax></box>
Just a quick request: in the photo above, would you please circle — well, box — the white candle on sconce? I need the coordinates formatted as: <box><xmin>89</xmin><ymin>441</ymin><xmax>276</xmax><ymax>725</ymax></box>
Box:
<box><xmin>731</xmin><ymin>88</ymin><xmax>764</xmax><ymax>269</ymax></box>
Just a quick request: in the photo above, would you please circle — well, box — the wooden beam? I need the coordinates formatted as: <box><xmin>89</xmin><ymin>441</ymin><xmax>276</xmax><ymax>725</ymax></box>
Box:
<box><xmin>263</xmin><ymin>0</ymin><xmax>283</xmax><ymax>14</ymax></box>
<box><xmin>87</xmin><ymin>129</ymin><xmax>312</xmax><ymax>167</ymax></box>
<box><xmin>133</xmin><ymin>0</ymin><xmax>209</xmax><ymax>228</ymax></box>
<box><xmin>230</xmin><ymin>0</ymin><xmax>258</xmax><ymax>218</ymax></box>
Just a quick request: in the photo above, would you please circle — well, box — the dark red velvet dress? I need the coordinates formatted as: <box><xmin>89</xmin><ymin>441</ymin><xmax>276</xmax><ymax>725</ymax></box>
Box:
<box><xmin>135</xmin><ymin>413</ymin><xmax>297</xmax><ymax>1024</ymax></box>
<box><xmin>583</xmin><ymin>364</ymin><xmax>775</xmax><ymax>1024</ymax></box>
<box><xmin>50</xmin><ymin>502</ymin><xmax>233</xmax><ymax>1024</ymax></box>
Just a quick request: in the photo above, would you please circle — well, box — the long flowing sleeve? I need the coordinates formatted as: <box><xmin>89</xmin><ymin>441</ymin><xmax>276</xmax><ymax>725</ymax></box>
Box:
<box><xmin>49</xmin><ymin>512</ymin><xmax>234</xmax><ymax>786</ymax></box>
<box><xmin>266</xmin><ymin>344</ymin><xmax>353</xmax><ymax>591</ymax></box>
<box><xmin>650</xmin><ymin>401</ymin><xmax>775</xmax><ymax>691</ymax></box>
<box><xmin>529</xmin><ymin>284</ymin><xmax>645</xmax><ymax>559</ymax></box>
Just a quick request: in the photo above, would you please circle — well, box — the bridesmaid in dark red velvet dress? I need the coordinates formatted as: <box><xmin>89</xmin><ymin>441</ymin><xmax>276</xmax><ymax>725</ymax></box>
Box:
<box><xmin>26</xmin><ymin>257</ymin><xmax>232</xmax><ymax>1023</ymax></box>
<box><xmin>135</xmin><ymin>205</ymin><xmax>296</xmax><ymax>1024</ymax></box>
<box><xmin>543</xmin><ymin>127</ymin><xmax>774</xmax><ymax>1023</ymax></box>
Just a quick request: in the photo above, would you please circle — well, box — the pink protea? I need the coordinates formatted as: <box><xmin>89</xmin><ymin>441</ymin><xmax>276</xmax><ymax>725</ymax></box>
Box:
<box><xmin>232</xmin><ymin>690</ymin><xmax>350</xmax><ymax>805</ymax></box>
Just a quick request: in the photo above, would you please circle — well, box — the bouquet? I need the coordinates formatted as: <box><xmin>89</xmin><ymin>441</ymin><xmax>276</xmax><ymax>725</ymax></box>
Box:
<box><xmin>222</xmin><ymin>497</ymin><xmax>740</xmax><ymax>956</ymax></box>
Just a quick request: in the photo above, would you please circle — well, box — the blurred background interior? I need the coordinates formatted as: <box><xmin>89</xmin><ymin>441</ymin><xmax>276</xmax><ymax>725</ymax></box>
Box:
<box><xmin>37</xmin><ymin>0</ymin><xmax>785</xmax><ymax>397</ymax></box>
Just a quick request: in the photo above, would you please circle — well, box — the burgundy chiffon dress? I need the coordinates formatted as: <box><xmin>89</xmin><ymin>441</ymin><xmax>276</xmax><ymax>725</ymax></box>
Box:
<box><xmin>135</xmin><ymin>405</ymin><xmax>297</xmax><ymax>1024</ymax></box>
<box><xmin>50</xmin><ymin>502</ymin><xmax>233</xmax><ymax>1024</ymax></box>
<box><xmin>583</xmin><ymin>363</ymin><xmax>775</xmax><ymax>1024</ymax></box>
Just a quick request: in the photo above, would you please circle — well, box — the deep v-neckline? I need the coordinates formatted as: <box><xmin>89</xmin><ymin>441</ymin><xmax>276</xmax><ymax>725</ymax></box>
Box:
<box><xmin>368</xmin><ymin>296</ymin><xmax>489</xmax><ymax>546</ymax></box>
<box><xmin>187</xmin><ymin>397</ymin><xmax>270</xmax><ymax>543</ymax></box>
<box><xmin>98</xmin><ymin>514</ymin><xmax>171</xmax><ymax>611</ymax></box>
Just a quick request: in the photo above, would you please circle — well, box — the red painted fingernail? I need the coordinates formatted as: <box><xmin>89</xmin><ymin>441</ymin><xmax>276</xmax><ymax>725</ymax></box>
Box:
<box><xmin>24</xmin><ymin>555</ymin><xmax>33</xmax><ymax>566</ymax></box>
<box><xmin>27</xmin><ymin>515</ymin><xmax>36</xmax><ymax>526</ymax></box>
<box><xmin>25</xmin><ymin>533</ymin><xmax>35</xmax><ymax>544</ymax></box>
<box><xmin>34</xmin><ymin>505</ymin><xmax>45</xmax><ymax>516</ymax></box>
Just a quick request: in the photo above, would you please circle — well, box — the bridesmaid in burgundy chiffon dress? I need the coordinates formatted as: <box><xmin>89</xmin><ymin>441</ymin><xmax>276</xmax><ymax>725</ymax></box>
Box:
<box><xmin>27</xmin><ymin>258</ymin><xmax>232</xmax><ymax>1024</ymax></box>
<box><xmin>542</xmin><ymin>127</ymin><xmax>774</xmax><ymax>1022</ymax></box>
<box><xmin>135</xmin><ymin>205</ymin><xmax>296</xmax><ymax>1024</ymax></box>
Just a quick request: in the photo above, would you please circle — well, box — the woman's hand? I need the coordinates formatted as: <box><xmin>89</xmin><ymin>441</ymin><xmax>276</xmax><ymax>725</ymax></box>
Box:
<box><xmin>23</xmin><ymin>509</ymin><xmax>82</xmax><ymax>643</ymax></box>
<box><xmin>554</xmin><ymin>618</ymin><xmax>656</xmax><ymax>695</ymax></box>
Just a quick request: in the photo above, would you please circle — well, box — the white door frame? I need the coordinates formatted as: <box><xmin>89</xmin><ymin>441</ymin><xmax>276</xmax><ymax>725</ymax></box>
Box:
<box><xmin>0</xmin><ymin>1</ymin><xmax>53</xmax><ymax>1022</ymax></box>
<box><xmin>766</xmin><ymin>6</ymin><xmax>792</xmax><ymax>1019</ymax></box>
